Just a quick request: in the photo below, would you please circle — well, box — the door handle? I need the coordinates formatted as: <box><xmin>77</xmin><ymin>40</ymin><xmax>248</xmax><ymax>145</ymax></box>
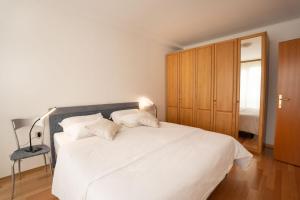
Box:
<box><xmin>278</xmin><ymin>94</ymin><xmax>290</xmax><ymax>109</ymax></box>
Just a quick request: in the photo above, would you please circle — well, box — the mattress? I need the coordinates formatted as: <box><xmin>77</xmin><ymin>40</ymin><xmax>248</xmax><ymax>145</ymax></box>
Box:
<box><xmin>239</xmin><ymin>108</ymin><xmax>259</xmax><ymax>135</ymax></box>
<box><xmin>52</xmin><ymin>122</ymin><xmax>252</xmax><ymax>200</ymax></box>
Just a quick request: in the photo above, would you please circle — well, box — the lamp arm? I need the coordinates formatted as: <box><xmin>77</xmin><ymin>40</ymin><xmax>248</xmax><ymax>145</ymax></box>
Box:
<box><xmin>28</xmin><ymin>118</ymin><xmax>41</xmax><ymax>151</ymax></box>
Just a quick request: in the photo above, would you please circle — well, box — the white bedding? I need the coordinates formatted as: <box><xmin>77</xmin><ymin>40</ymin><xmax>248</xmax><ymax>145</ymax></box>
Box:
<box><xmin>52</xmin><ymin>122</ymin><xmax>252</xmax><ymax>200</ymax></box>
<box><xmin>54</xmin><ymin>132</ymin><xmax>73</xmax><ymax>153</ymax></box>
<box><xmin>239</xmin><ymin>108</ymin><xmax>259</xmax><ymax>135</ymax></box>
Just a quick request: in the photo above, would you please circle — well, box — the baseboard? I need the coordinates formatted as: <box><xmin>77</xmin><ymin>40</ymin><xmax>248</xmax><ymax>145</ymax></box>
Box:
<box><xmin>264</xmin><ymin>143</ymin><xmax>274</xmax><ymax>149</ymax></box>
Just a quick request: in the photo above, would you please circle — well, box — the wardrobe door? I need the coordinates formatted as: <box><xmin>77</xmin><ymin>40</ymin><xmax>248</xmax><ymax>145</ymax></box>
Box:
<box><xmin>194</xmin><ymin>45</ymin><xmax>214</xmax><ymax>130</ymax></box>
<box><xmin>166</xmin><ymin>53</ymin><xmax>179</xmax><ymax>123</ymax></box>
<box><xmin>213</xmin><ymin>40</ymin><xmax>237</xmax><ymax>136</ymax></box>
<box><xmin>179</xmin><ymin>49</ymin><xmax>195</xmax><ymax>126</ymax></box>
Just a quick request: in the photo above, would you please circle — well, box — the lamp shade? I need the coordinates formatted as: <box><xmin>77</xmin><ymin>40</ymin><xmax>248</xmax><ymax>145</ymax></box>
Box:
<box><xmin>138</xmin><ymin>97</ymin><xmax>154</xmax><ymax>110</ymax></box>
<box><xmin>138</xmin><ymin>97</ymin><xmax>157</xmax><ymax>117</ymax></box>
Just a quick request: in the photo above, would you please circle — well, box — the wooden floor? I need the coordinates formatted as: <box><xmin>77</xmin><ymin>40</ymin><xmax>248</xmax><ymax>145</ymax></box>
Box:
<box><xmin>209</xmin><ymin>148</ymin><xmax>300</xmax><ymax>200</ymax></box>
<box><xmin>238</xmin><ymin>134</ymin><xmax>259</xmax><ymax>152</ymax></box>
<box><xmin>0</xmin><ymin>166</ymin><xmax>56</xmax><ymax>200</ymax></box>
<box><xmin>0</xmin><ymin>148</ymin><xmax>299</xmax><ymax>200</ymax></box>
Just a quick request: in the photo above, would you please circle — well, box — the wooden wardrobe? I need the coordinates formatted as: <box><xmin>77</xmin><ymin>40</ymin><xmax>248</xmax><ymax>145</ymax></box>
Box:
<box><xmin>166</xmin><ymin>32</ymin><xmax>267</xmax><ymax>149</ymax></box>
<box><xmin>166</xmin><ymin>39</ymin><xmax>237</xmax><ymax>137</ymax></box>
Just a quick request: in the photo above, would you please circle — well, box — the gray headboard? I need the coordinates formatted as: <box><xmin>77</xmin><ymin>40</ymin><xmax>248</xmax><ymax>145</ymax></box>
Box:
<box><xmin>49</xmin><ymin>102</ymin><xmax>139</xmax><ymax>167</ymax></box>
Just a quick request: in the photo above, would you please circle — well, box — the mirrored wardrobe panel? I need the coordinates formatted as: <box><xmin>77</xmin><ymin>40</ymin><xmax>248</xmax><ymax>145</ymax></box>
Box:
<box><xmin>237</xmin><ymin>33</ymin><xmax>267</xmax><ymax>153</ymax></box>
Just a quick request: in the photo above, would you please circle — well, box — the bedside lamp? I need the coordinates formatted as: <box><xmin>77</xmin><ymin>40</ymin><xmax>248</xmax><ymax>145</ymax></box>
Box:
<box><xmin>25</xmin><ymin>107</ymin><xmax>56</xmax><ymax>153</ymax></box>
<box><xmin>138</xmin><ymin>97</ymin><xmax>157</xmax><ymax>118</ymax></box>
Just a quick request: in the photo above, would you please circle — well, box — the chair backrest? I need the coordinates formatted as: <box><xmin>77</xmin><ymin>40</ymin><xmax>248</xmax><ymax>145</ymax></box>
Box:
<box><xmin>11</xmin><ymin>118</ymin><xmax>45</xmax><ymax>149</ymax></box>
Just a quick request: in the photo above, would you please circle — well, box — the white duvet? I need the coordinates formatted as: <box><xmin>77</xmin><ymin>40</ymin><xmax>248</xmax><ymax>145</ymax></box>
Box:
<box><xmin>52</xmin><ymin>122</ymin><xmax>252</xmax><ymax>200</ymax></box>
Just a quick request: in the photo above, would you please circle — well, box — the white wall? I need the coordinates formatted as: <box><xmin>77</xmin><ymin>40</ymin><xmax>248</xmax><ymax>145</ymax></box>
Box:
<box><xmin>0</xmin><ymin>2</ymin><xmax>174</xmax><ymax>178</ymax></box>
<box><xmin>184</xmin><ymin>17</ymin><xmax>300</xmax><ymax>146</ymax></box>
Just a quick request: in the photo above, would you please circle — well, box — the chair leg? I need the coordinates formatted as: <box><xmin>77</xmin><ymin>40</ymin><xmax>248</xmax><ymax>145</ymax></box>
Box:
<box><xmin>17</xmin><ymin>160</ymin><xmax>21</xmax><ymax>180</ymax></box>
<box><xmin>11</xmin><ymin>161</ymin><xmax>16</xmax><ymax>200</ymax></box>
<box><xmin>48</xmin><ymin>153</ymin><xmax>53</xmax><ymax>175</ymax></box>
<box><xmin>43</xmin><ymin>154</ymin><xmax>47</xmax><ymax>172</ymax></box>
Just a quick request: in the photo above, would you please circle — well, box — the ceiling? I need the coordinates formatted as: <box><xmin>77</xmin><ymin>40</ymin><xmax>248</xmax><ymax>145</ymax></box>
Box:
<box><xmin>9</xmin><ymin>0</ymin><xmax>300</xmax><ymax>48</ymax></box>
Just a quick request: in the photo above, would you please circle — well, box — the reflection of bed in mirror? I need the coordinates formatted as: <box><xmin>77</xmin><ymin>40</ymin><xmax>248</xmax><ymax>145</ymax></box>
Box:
<box><xmin>239</xmin><ymin>108</ymin><xmax>259</xmax><ymax>135</ymax></box>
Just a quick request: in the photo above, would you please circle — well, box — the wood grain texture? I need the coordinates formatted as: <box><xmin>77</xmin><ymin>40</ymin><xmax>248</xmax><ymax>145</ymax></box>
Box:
<box><xmin>179</xmin><ymin>49</ymin><xmax>195</xmax><ymax>125</ymax></box>
<box><xmin>213</xmin><ymin>39</ymin><xmax>237</xmax><ymax>136</ymax></box>
<box><xmin>195</xmin><ymin>109</ymin><xmax>212</xmax><ymax>131</ymax></box>
<box><xmin>166</xmin><ymin>53</ymin><xmax>179</xmax><ymax>108</ymax></box>
<box><xmin>209</xmin><ymin>148</ymin><xmax>300</xmax><ymax>200</ymax></box>
<box><xmin>274</xmin><ymin>38</ymin><xmax>300</xmax><ymax>166</ymax></box>
<box><xmin>1</xmin><ymin>149</ymin><xmax>299</xmax><ymax>200</ymax></box>
<box><xmin>166</xmin><ymin>33</ymin><xmax>267</xmax><ymax>143</ymax></box>
<box><xmin>180</xmin><ymin>49</ymin><xmax>195</xmax><ymax>109</ymax></box>
<box><xmin>214</xmin><ymin>40</ymin><xmax>236</xmax><ymax>111</ymax></box>
<box><xmin>194</xmin><ymin>45</ymin><xmax>214</xmax><ymax>130</ymax></box>
<box><xmin>166</xmin><ymin>53</ymin><xmax>180</xmax><ymax>123</ymax></box>
<box><xmin>257</xmin><ymin>33</ymin><xmax>268</xmax><ymax>154</ymax></box>
<box><xmin>0</xmin><ymin>166</ymin><xmax>56</xmax><ymax>200</ymax></box>
<box><xmin>214</xmin><ymin>112</ymin><xmax>233</xmax><ymax>135</ymax></box>
<box><xmin>166</xmin><ymin>107</ymin><xmax>178</xmax><ymax>123</ymax></box>
<box><xmin>179</xmin><ymin>108</ymin><xmax>194</xmax><ymax>126</ymax></box>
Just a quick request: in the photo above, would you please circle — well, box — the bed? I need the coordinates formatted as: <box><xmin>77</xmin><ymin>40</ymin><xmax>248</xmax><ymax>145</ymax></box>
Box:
<box><xmin>49</xmin><ymin>102</ymin><xmax>252</xmax><ymax>200</ymax></box>
<box><xmin>239</xmin><ymin>107</ymin><xmax>259</xmax><ymax>135</ymax></box>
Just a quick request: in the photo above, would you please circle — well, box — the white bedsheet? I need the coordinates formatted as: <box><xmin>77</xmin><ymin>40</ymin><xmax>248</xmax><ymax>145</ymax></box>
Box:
<box><xmin>54</xmin><ymin>132</ymin><xmax>73</xmax><ymax>153</ymax></box>
<box><xmin>52</xmin><ymin>122</ymin><xmax>252</xmax><ymax>200</ymax></box>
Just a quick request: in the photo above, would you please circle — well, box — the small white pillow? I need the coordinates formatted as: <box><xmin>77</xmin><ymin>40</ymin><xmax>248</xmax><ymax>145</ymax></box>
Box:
<box><xmin>59</xmin><ymin>113</ymin><xmax>103</xmax><ymax>130</ymax></box>
<box><xmin>119</xmin><ymin>113</ymin><xmax>141</xmax><ymax>128</ymax></box>
<box><xmin>85</xmin><ymin>118</ymin><xmax>120</xmax><ymax>140</ymax></box>
<box><xmin>138</xmin><ymin>112</ymin><xmax>159</xmax><ymax>128</ymax></box>
<box><xmin>64</xmin><ymin>120</ymin><xmax>96</xmax><ymax>141</ymax></box>
<box><xmin>110</xmin><ymin>109</ymin><xmax>139</xmax><ymax>124</ymax></box>
<box><xmin>119</xmin><ymin>111</ymin><xmax>159</xmax><ymax>128</ymax></box>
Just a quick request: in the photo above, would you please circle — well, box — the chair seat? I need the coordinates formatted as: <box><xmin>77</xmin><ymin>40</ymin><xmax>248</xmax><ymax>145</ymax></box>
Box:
<box><xmin>10</xmin><ymin>144</ymin><xmax>50</xmax><ymax>161</ymax></box>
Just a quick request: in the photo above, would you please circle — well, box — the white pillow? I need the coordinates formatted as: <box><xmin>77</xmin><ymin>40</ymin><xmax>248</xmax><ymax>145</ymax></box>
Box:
<box><xmin>59</xmin><ymin>113</ymin><xmax>103</xmax><ymax>130</ymax></box>
<box><xmin>85</xmin><ymin>118</ymin><xmax>120</xmax><ymax>140</ymax></box>
<box><xmin>110</xmin><ymin>109</ymin><xmax>139</xmax><ymax>124</ymax></box>
<box><xmin>119</xmin><ymin>113</ymin><xmax>141</xmax><ymax>127</ymax></box>
<box><xmin>119</xmin><ymin>111</ymin><xmax>159</xmax><ymax>128</ymax></box>
<box><xmin>138</xmin><ymin>112</ymin><xmax>159</xmax><ymax>128</ymax></box>
<box><xmin>64</xmin><ymin>120</ymin><xmax>96</xmax><ymax>141</ymax></box>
